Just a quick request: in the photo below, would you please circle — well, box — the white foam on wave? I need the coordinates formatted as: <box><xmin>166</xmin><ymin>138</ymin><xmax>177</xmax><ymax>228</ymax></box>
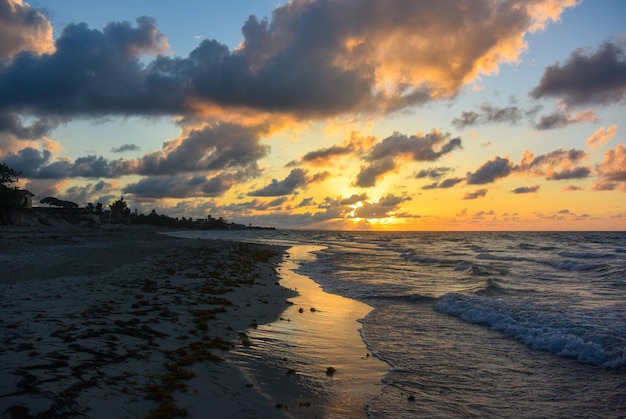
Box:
<box><xmin>435</xmin><ymin>293</ymin><xmax>626</xmax><ymax>368</ymax></box>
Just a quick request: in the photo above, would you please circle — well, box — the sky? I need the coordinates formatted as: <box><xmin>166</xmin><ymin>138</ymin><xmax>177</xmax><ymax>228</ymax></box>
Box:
<box><xmin>1</xmin><ymin>0</ymin><xmax>625</xmax><ymax>230</ymax></box>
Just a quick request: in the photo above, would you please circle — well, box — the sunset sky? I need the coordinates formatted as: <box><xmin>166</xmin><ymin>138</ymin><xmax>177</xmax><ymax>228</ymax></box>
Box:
<box><xmin>1</xmin><ymin>0</ymin><xmax>625</xmax><ymax>230</ymax></box>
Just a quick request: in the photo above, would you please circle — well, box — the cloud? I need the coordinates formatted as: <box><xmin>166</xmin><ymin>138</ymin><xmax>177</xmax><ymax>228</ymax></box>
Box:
<box><xmin>0</xmin><ymin>0</ymin><xmax>578</xmax><ymax>121</ymax></box>
<box><xmin>461</xmin><ymin>147</ymin><xmax>592</xmax><ymax>189</ymax></box>
<box><xmin>593</xmin><ymin>144</ymin><xmax>626</xmax><ymax>191</ymax></box>
<box><xmin>530</xmin><ymin>39</ymin><xmax>626</xmax><ymax>107</ymax></box>
<box><xmin>586</xmin><ymin>125</ymin><xmax>618</xmax><ymax>150</ymax></box>
<box><xmin>131</xmin><ymin>123</ymin><xmax>268</xmax><ymax>176</ymax></box>
<box><xmin>466</xmin><ymin>156</ymin><xmax>514</xmax><ymax>184</ymax></box>
<box><xmin>4</xmin><ymin>123</ymin><xmax>269</xmax><ymax>198</ymax></box>
<box><xmin>351</xmin><ymin>194</ymin><xmax>411</xmax><ymax>219</ymax></box>
<box><xmin>368</xmin><ymin>131</ymin><xmax>462</xmax><ymax>162</ymax></box>
<box><xmin>354</xmin><ymin>158</ymin><xmax>396</xmax><ymax>188</ymax></box>
<box><xmin>0</xmin><ymin>112</ymin><xmax>59</xmax><ymax>139</ymax></box>
<box><xmin>518</xmin><ymin>148</ymin><xmax>591</xmax><ymax>180</ymax></box>
<box><xmin>415</xmin><ymin>167</ymin><xmax>454</xmax><ymax>180</ymax></box>
<box><xmin>422</xmin><ymin>177</ymin><xmax>464</xmax><ymax>190</ymax></box>
<box><xmin>463</xmin><ymin>188</ymin><xmax>488</xmax><ymax>200</ymax></box>
<box><xmin>452</xmin><ymin>104</ymin><xmax>524</xmax><ymax>128</ymax></box>
<box><xmin>0</xmin><ymin>16</ymin><xmax>175</xmax><ymax>117</ymax></box>
<box><xmin>340</xmin><ymin>193</ymin><xmax>368</xmax><ymax>205</ymax></box>
<box><xmin>248</xmin><ymin>168</ymin><xmax>308</xmax><ymax>196</ymax></box>
<box><xmin>297</xmin><ymin>197</ymin><xmax>315</xmax><ymax>208</ymax></box>
<box><xmin>123</xmin><ymin>172</ymin><xmax>240</xmax><ymax>198</ymax></box>
<box><xmin>511</xmin><ymin>185</ymin><xmax>540</xmax><ymax>194</ymax></box>
<box><xmin>561</xmin><ymin>185</ymin><xmax>584</xmax><ymax>191</ymax></box>
<box><xmin>355</xmin><ymin>130</ymin><xmax>462</xmax><ymax>187</ymax></box>
<box><xmin>533</xmin><ymin>108</ymin><xmax>597</xmax><ymax>130</ymax></box>
<box><xmin>111</xmin><ymin>144</ymin><xmax>141</xmax><ymax>153</ymax></box>
<box><xmin>0</xmin><ymin>0</ymin><xmax>54</xmax><ymax>59</ymax></box>
<box><xmin>64</xmin><ymin>180</ymin><xmax>117</xmax><ymax>205</ymax></box>
<box><xmin>545</xmin><ymin>167</ymin><xmax>591</xmax><ymax>180</ymax></box>
<box><xmin>298</xmin><ymin>132</ymin><xmax>375</xmax><ymax>166</ymax></box>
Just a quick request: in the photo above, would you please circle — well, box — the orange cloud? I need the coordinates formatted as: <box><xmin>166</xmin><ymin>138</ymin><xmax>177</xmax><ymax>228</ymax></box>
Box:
<box><xmin>594</xmin><ymin>144</ymin><xmax>626</xmax><ymax>191</ymax></box>
<box><xmin>586</xmin><ymin>125</ymin><xmax>618</xmax><ymax>150</ymax></box>
<box><xmin>0</xmin><ymin>0</ymin><xmax>55</xmax><ymax>59</ymax></box>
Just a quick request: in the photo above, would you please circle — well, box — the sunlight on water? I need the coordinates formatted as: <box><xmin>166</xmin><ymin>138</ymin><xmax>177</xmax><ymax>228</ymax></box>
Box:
<box><xmin>230</xmin><ymin>245</ymin><xmax>389</xmax><ymax>418</ymax></box>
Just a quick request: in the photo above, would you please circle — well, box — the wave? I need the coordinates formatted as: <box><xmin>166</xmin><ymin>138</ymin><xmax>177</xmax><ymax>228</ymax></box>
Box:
<box><xmin>551</xmin><ymin>260</ymin><xmax>604</xmax><ymax>271</ymax></box>
<box><xmin>401</xmin><ymin>250</ymin><xmax>441</xmax><ymax>264</ymax></box>
<box><xmin>475</xmin><ymin>253</ymin><xmax>519</xmax><ymax>261</ymax></box>
<box><xmin>474</xmin><ymin>279</ymin><xmax>509</xmax><ymax>296</ymax></box>
<box><xmin>516</xmin><ymin>242</ymin><xmax>557</xmax><ymax>251</ymax></box>
<box><xmin>365</xmin><ymin>293</ymin><xmax>436</xmax><ymax>304</ymax></box>
<box><xmin>434</xmin><ymin>293</ymin><xmax>626</xmax><ymax>368</ymax></box>
<box><xmin>454</xmin><ymin>261</ymin><xmax>501</xmax><ymax>276</ymax></box>
<box><xmin>558</xmin><ymin>251</ymin><xmax>614</xmax><ymax>259</ymax></box>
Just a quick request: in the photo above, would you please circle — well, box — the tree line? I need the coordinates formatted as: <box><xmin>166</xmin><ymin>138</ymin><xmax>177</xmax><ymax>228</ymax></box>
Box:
<box><xmin>0</xmin><ymin>163</ymin><xmax>239</xmax><ymax>229</ymax></box>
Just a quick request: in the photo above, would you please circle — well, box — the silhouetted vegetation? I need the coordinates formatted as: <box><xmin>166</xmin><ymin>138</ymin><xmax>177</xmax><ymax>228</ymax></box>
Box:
<box><xmin>0</xmin><ymin>164</ymin><xmax>273</xmax><ymax>229</ymax></box>
<box><xmin>0</xmin><ymin>163</ymin><xmax>24</xmax><ymax>224</ymax></box>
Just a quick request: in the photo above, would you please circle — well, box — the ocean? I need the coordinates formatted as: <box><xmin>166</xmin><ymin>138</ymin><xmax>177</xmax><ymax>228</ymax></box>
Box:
<box><xmin>171</xmin><ymin>230</ymin><xmax>626</xmax><ymax>418</ymax></box>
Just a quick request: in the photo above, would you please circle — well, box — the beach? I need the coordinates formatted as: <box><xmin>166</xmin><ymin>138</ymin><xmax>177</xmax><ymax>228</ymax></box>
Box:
<box><xmin>0</xmin><ymin>227</ymin><xmax>310</xmax><ymax>417</ymax></box>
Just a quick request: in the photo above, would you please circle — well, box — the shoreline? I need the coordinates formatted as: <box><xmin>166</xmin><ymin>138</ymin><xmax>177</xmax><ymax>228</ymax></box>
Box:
<box><xmin>0</xmin><ymin>226</ymin><xmax>296</xmax><ymax>418</ymax></box>
<box><xmin>226</xmin><ymin>244</ymin><xmax>390</xmax><ymax>418</ymax></box>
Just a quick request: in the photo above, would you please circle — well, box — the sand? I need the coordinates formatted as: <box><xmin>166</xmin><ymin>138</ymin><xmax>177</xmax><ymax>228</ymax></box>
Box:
<box><xmin>0</xmin><ymin>226</ymin><xmax>296</xmax><ymax>418</ymax></box>
<box><xmin>0</xmin><ymin>226</ymin><xmax>389</xmax><ymax>418</ymax></box>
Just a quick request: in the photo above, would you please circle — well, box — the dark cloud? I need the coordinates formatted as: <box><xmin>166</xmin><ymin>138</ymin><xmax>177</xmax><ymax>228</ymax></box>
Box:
<box><xmin>0</xmin><ymin>112</ymin><xmax>58</xmax><ymax>139</ymax></box>
<box><xmin>132</xmin><ymin>123</ymin><xmax>268</xmax><ymax>176</ymax></box>
<box><xmin>530</xmin><ymin>40</ymin><xmax>626</xmax><ymax>107</ymax></box>
<box><xmin>415</xmin><ymin>167</ymin><xmax>454</xmax><ymax>179</ymax></box>
<box><xmin>452</xmin><ymin>104</ymin><xmax>523</xmax><ymax>129</ymax></box>
<box><xmin>354</xmin><ymin>158</ymin><xmax>396</xmax><ymax>188</ymax></box>
<box><xmin>123</xmin><ymin>172</ymin><xmax>239</xmax><ymax>198</ymax></box>
<box><xmin>248</xmin><ymin>168</ymin><xmax>308</xmax><ymax>196</ymax></box>
<box><xmin>4</xmin><ymin>122</ymin><xmax>268</xmax><ymax>199</ymax></box>
<box><xmin>111</xmin><ymin>144</ymin><xmax>140</xmax><ymax>153</ymax></box>
<box><xmin>351</xmin><ymin>194</ymin><xmax>411</xmax><ymax>219</ymax></box>
<box><xmin>368</xmin><ymin>131</ymin><xmax>462</xmax><ymax>162</ymax></box>
<box><xmin>64</xmin><ymin>180</ymin><xmax>116</xmax><ymax>206</ymax></box>
<box><xmin>0</xmin><ymin>17</ymin><xmax>178</xmax><ymax>117</ymax></box>
<box><xmin>421</xmin><ymin>182</ymin><xmax>439</xmax><ymax>190</ymax></box>
<box><xmin>308</xmin><ymin>171</ymin><xmax>331</xmax><ymax>184</ymax></box>
<box><xmin>296</xmin><ymin>133</ymin><xmax>375</xmax><ymax>167</ymax></box>
<box><xmin>533</xmin><ymin>109</ymin><xmax>597</xmax><ymax>130</ymax></box>
<box><xmin>511</xmin><ymin>185</ymin><xmax>540</xmax><ymax>194</ymax></box>
<box><xmin>439</xmin><ymin>177</ymin><xmax>465</xmax><ymax>188</ymax></box>
<box><xmin>2</xmin><ymin>146</ymin><xmax>52</xmax><ymax>177</ymax></box>
<box><xmin>421</xmin><ymin>177</ymin><xmax>464</xmax><ymax>190</ymax></box>
<box><xmin>463</xmin><ymin>188</ymin><xmax>488</xmax><ymax>200</ymax></box>
<box><xmin>297</xmin><ymin>197</ymin><xmax>315</xmax><ymax>207</ymax></box>
<box><xmin>355</xmin><ymin>131</ymin><xmax>462</xmax><ymax>187</ymax></box>
<box><xmin>3</xmin><ymin>147</ymin><xmax>125</xmax><ymax>179</ymax></box>
<box><xmin>521</xmin><ymin>148</ymin><xmax>587</xmax><ymax>169</ymax></box>
<box><xmin>0</xmin><ymin>1</ymin><xmax>576</xmax><ymax>120</ymax></box>
<box><xmin>546</xmin><ymin>167</ymin><xmax>591</xmax><ymax>180</ymax></box>
<box><xmin>340</xmin><ymin>193</ymin><xmax>368</xmax><ymax>205</ymax></box>
<box><xmin>301</xmin><ymin>143</ymin><xmax>356</xmax><ymax>164</ymax></box>
<box><xmin>466</xmin><ymin>156</ymin><xmax>513</xmax><ymax>185</ymax></box>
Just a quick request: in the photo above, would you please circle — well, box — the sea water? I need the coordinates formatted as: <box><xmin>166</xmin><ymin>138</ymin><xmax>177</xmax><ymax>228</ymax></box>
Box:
<box><xmin>172</xmin><ymin>230</ymin><xmax>626</xmax><ymax>418</ymax></box>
